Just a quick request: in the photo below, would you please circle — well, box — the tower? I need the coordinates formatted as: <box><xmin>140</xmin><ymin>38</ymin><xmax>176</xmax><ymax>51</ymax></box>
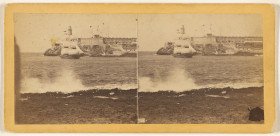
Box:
<box><xmin>177</xmin><ymin>25</ymin><xmax>185</xmax><ymax>35</ymax></box>
<box><xmin>67</xmin><ymin>26</ymin><xmax>72</xmax><ymax>36</ymax></box>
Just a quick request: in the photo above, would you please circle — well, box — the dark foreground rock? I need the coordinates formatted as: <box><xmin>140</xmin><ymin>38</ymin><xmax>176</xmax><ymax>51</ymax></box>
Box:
<box><xmin>15</xmin><ymin>89</ymin><xmax>137</xmax><ymax>124</ymax></box>
<box><xmin>139</xmin><ymin>87</ymin><xmax>264</xmax><ymax>124</ymax></box>
<box><xmin>248</xmin><ymin>107</ymin><xmax>264</xmax><ymax>121</ymax></box>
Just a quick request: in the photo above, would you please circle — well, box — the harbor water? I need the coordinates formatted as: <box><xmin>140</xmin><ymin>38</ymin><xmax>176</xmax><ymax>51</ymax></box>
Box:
<box><xmin>19</xmin><ymin>52</ymin><xmax>263</xmax><ymax>93</ymax></box>
<box><xmin>19</xmin><ymin>53</ymin><xmax>137</xmax><ymax>93</ymax></box>
<box><xmin>138</xmin><ymin>51</ymin><xmax>263</xmax><ymax>92</ymax></box>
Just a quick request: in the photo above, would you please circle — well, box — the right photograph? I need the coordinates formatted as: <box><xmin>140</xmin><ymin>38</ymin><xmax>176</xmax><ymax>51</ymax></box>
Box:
<box><xmin>137</xmin><ymin>14</ymin><xmax>264</xmax><ymax>124</ymax></box>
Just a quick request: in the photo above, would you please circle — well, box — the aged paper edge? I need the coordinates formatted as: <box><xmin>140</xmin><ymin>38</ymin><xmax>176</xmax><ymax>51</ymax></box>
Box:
<box><xmin>4</xmin><ymin>3</ymin><xmax>276</xmax><ymax>133</ymax></box>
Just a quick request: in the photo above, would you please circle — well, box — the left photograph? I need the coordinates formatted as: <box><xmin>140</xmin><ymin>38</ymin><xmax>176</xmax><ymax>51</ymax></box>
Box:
<box><xmin>14</xmin><ymin>14</ymin><xmax>138</xmax><ymax>124</ymax></box>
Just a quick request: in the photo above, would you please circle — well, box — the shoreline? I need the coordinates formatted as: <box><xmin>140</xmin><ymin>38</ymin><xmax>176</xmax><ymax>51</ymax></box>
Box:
<box><xmin>139</xmin><ymin>86</ymin><xmax>263</xmax><ymax>124</ymax></box>
<box><xmin>16</xmin><ymin>88</ymin><xmax>137</xmax><ymax>124</ymax></box>
<box><xmin>16</xmin><ymin>87</ymin><xmax>263</xmax><ymax>124</ymax></box>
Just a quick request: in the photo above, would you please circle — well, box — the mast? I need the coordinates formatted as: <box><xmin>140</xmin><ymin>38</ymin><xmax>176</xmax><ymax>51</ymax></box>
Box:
<box><xmin>210</xmin><ymin>23</ymin><xmax>212</xmax><ymax>35</ymax></box>
<box><xmin>96</xmin><ymin>25</ymin><xmax>100</xmax><ymax>36</ymax></box>
<box><xmin>90</xmin><ymin>25</ymin><xmax>95</xmax><ymax>38</ymax></box>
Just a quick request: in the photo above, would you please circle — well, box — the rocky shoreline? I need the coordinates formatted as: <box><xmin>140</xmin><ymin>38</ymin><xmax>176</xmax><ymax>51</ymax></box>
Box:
<box><xmin>15</xmin><ymin>87</ymin><xmax>263</xmax><ymax>124</ymax></box>
<box><xmin>44</xmin><ymin>44</ymin><xmax>137</xmax><ymax>57</ymax></box>
<box><xmin>16</xmin><ymin>89</ymin><xmax>137</xmax><ymax>124</ymax></box>
<box><xmin>155</xmin><ymin>43</ymin><xmax>262</xmax><ymax>56</ymax></box>
<box><xmin>139</xmin><ymin>87</ymin><xmax>264</xmax><ymax>124</ymax></box>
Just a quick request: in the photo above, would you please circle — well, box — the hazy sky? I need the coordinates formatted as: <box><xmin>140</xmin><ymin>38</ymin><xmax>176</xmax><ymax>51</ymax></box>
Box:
<box><xmin>14</xmin><ymin>14</ymin><xmax>262</xmax><ymax>52</ymax></box>
<box><xmin>14</xmin><ymin>14</ymin><xmax>138</xmax><ymax>53</ymax></box>
<box><xmin>138</xmin><ymin>14</ymin><xmax>262</xmax><ymax>51</ymax></box>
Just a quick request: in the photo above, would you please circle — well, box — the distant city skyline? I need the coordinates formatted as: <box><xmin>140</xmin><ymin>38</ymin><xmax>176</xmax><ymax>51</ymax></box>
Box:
<box><xmin>15</xmin><ymin>14</ymin><xmax>262</xmax><ymax>52</ymax></box>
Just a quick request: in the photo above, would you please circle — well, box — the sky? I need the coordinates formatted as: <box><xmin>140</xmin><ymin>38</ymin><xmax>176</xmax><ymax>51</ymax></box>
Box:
<box><xmin>14</xmin><ymin>14</ymin><xmax>262</xmax><ymax>52</ymax></box>
<box><xmin>14</xmin><ymin>14</ymin><xmax>138</xmax><ymax>53</ymax></box>
<box><xmin>138</xmin><ymin>14</ymin><xmax>262</xmax><ymax>51</ymax></box>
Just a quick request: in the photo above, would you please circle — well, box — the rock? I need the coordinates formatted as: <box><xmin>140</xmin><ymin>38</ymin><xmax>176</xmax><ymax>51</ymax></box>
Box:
<box><xmin>138</xmin><ymin>118</ymin><xmax>146</xmax><ymax>123</ymax></box>
<box><xmin>44</xmin><ymin>45</ymin><xmax>61</xmax><ymax>56</ymax></box>
<box><xmin>74</xmin><ymin>44</ymin><xmax>137</xmax><ymax>57</ymax></box>
<box><xmin>248</xmin><ymin>107</ymin><xmax>264</xmax><ymax>121</ymax></box>
<box><xmin>202</xmin><ymin>44</ymin><xmax>217</xmax><ymax>55</ymax></box>
<box><xmin>122</xmin><ymin>44</ymin><xmax>137</xmax><ymax>51</ymax></box>
<box><xmin>156</xmin><ymin>43</ymin><xmax>174</xmax><ymax>55</ymax></box>
<box><xmin>105</xmin><ymin>45</ymin><xmax>115</xmax><ymax>55</ymax></box>
<box><xmin>78</xmin><ymin>45</ymin><xmax>104</xmax><ymax>57</ymax></box>
<box><xmin>89</xmin><ymin>45</ymin><xmax>104</xmax><ymax>57</ymax></box>
<box><xmin>221</xmin><ymin>91</ymin><xmax>227</xmax><ymax>94</ymax></box>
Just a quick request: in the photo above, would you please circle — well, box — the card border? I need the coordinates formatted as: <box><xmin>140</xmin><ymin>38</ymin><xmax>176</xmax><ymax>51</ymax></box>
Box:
<box><xmin>4</xmin><ymin>3</ymin><xmax>276</xmax><ymax>133</ymax></box>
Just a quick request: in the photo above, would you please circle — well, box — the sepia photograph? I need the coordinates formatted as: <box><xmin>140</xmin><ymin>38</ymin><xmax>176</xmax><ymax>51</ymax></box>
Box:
<box><xmin>138</xmin><ymin>14</ymin><xmax>264</xmax><ymax>124</ymax></box>
<box><xmin>14</xmin><ymin>13</ymin><xmax>138</xmax><ymax>124</ymax></box>
<box><xmin>14</xmin><ymin>13</ymin><xmax>264</xmax><ymax>124</ymax></box>
<box><xmin>4</xmin><ymin>3</ymin><xmax>276</xmax><ymax>133</ymax></box>
<box><xmin>4</xmin><ymin>4</ymin><xmax>276</xmax><ymax>133</ymax></box>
